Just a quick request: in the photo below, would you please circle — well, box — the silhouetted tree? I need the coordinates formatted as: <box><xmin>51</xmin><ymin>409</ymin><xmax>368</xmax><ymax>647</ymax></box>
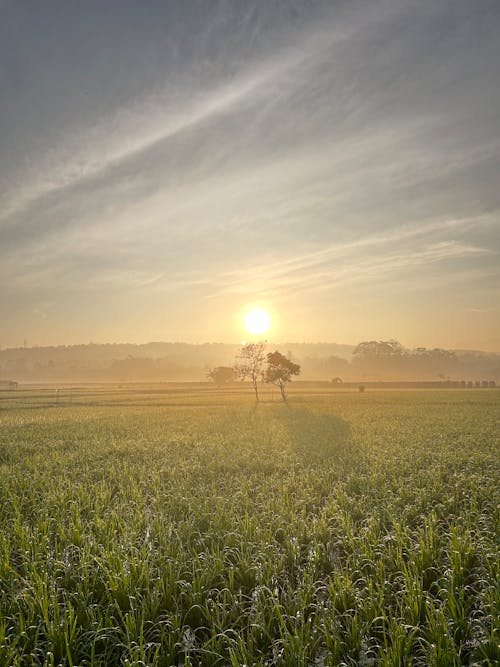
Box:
<box><xmin>265</xmin><ymin>351</ymin><xmax>301</xmax><ymax>402</ymax></box>
<box><xmin>352</xmin><ymin>340</ymin><xmax>460</xmax><ymax>380</ymax></box>
<box><xmin>235</xmin><ymin>342</ymin><xmax>266</xmax><ymax>401</ymax></box>
<box><xmin>207</xmin><ymin>366</ymin><xmax>236</xmax><ymax>386</ymax></box>
<box><xmin>353</xmin><ymin>340</ymin><xmax>407</xmax><ymax>359</ymax></box>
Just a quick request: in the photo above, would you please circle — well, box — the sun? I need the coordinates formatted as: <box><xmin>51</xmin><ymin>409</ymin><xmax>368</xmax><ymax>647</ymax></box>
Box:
<box><xmin>244</xmin><ymin>308</ymin><xmax>271</xmax><ymax>336</ymax></box>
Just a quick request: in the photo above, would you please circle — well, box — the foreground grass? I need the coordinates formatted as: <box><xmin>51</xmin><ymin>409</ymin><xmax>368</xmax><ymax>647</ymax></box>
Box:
<box><xmin>0</xmin><ymin>388</ymin><xmax>498</xmax><ymax>665</ymax></box>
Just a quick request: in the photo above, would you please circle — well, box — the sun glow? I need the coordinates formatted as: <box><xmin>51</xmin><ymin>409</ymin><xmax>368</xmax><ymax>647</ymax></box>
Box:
<box><xmin>244</xmin><ymin>308</ymin><xmax>271</xmax><ymax>336</ymax></box>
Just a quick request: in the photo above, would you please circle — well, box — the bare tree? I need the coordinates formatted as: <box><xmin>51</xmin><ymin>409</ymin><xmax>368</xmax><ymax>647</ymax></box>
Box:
<box><xmin>264</xmin><ymin>351</ymin><xmax>301</xmax><ymax>402</ymax></box>
<box><xmin>235</xmin><ymin>342</ymin><xmax>266</xmax><ymax>402</ymax></box>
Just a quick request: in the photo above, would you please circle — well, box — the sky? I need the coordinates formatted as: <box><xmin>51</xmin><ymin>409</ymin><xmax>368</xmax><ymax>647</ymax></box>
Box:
<box><xmin>1</xmin><ymin>0</ymin><xmax>500</xmax><ymax>351</ymax></box>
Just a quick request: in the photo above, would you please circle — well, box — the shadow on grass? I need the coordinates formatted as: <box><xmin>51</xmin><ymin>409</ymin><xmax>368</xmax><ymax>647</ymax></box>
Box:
<box><xmin>272</xmin><ymin>406</ymin><xmax>354</xmax><ymax>463</ymax></box>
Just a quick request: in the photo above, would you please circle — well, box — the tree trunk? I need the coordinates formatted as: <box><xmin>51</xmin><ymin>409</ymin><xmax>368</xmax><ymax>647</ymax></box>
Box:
<box><xmin>280</xmin><ymin>381</ymin><xmax>287</xmax><ymax>402</ymax></box>
<box><xmin>253</xmin><ymin>379</ymin><xmax>259</xmax><ymax>402</ymax></box>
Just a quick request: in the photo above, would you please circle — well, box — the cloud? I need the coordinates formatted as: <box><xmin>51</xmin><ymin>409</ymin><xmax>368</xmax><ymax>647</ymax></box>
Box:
<box><xmin>205</xmin><ymin>215</ymin><xmax>493</xmax><ymax>300</ymax></box>
<box><xmin>1</xmin><ymin>2</ymin><xmax>375</xmax><ymax>225</ymax></box>
<box><xmin>208</xmin><ymin>214</ymin><xmax>496</xmax><ymax>294</ymax></box>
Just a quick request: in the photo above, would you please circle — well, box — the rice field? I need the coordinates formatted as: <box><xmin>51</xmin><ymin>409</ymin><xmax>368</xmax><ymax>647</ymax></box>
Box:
<box><xmin>0</xmin><ymin>385</ymin><xmax>498</xmax><ymax>666</ymax></box>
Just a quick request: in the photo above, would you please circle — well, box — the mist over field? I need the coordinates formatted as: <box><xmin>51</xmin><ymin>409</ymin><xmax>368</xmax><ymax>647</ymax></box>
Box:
<box><xmin>1</xmin><ymin>340</ymin><xmax>499</xmax><ymax>384</ymax></box>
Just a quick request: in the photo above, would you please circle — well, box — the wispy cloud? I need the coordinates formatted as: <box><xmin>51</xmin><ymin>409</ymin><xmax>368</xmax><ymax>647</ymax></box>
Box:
<box><xmin>1</xmin><ymin>5</ymin><xmax>371</xmax><ymax>225</ymax></box>
<box><xmin>208</xmin><ymin>214</ymin><xmax>495</xmax><ymax>294</ymax></box>
<box><xmin>206</xmin><ymin>226</ymin><xmax>492</xmax><ymax>300</ymax></box>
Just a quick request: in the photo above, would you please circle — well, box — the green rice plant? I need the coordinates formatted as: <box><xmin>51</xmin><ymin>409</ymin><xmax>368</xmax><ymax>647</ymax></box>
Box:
<box><xmin>0</xmin><ymin>387</ymin><xmax>497</xmax><ymax>665</ymax></box>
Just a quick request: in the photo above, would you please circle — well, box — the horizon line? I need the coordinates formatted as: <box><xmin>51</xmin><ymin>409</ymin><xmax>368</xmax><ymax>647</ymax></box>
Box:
<box><xmin>1</xmin><ymin>339</ymin><xmax>499</xmax><ymax>355</ymax></box>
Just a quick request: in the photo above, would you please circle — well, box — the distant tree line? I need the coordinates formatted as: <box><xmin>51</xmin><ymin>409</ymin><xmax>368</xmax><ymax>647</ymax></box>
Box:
<box><xmin>0</xmin><ymin>340</ymin><xmax>498</xmax><ymax>383</ymax></box>
<box><xmin>352</xmin><ymin>340</ymin><xmax>464</xmax><ymax>380</ymax></box>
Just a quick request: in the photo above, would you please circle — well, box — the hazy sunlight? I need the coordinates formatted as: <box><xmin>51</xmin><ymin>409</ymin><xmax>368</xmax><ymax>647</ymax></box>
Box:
<box><xmin>244</xmin><ymin>308</ymin><xmax>271</xmax><ymax>336</ymax></box>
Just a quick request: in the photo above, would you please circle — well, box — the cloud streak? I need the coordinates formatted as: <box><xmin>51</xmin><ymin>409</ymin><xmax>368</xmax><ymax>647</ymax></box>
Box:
<box><xmin>0</xmin><ymin>3</ymin><xmax>371</xmax><ymax>224</ymax></box>
<box><xmin>205</xmin><ymin>216</ymin><xmax>493</xmax><ymax>300</ymax></box>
